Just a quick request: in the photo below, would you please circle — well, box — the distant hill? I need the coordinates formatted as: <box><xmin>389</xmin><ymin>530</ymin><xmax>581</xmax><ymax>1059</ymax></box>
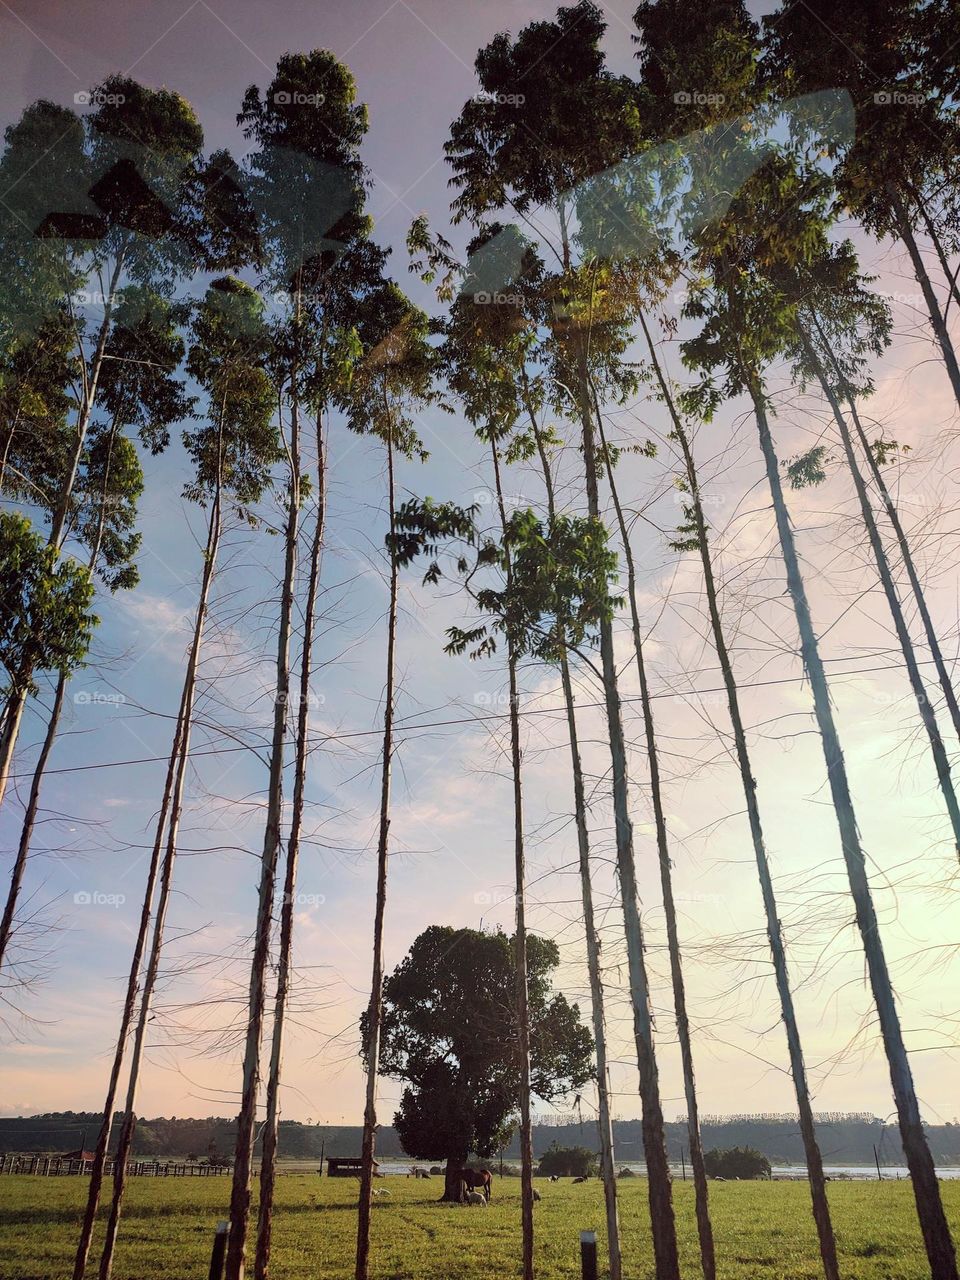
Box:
<box><xmin>2</xmin><ymin>1111</ymin><xmax>959</xmax><ymax>1166</ymax></box>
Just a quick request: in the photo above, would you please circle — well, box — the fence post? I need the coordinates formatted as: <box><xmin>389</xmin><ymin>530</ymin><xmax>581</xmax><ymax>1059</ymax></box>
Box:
<box><xmin>580</xmin><ymin>1230</ymin><xmax>598</xmax><ymax>1280</ymax></box>
<box><xmin>208</xmin><ymin>1221</ymin><xmax>229</xmax><ymax>1280</ymax></box>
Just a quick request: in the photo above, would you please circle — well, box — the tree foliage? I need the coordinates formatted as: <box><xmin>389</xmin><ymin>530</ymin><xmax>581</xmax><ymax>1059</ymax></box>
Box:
<box><xmin>363</xmin><ymin>925</ymin><xmax>594</xmax><ymax>1164</ymax></box>
<box><xmin>703</xmin><ymin>1146</ymin><xmax>771</xmax><ymax>1180</ymax></box>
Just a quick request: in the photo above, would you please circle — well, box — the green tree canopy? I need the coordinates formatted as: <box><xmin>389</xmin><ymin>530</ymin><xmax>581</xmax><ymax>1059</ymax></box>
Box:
<box><xmin>364</xmin><ymin>925</ymin><xmax>593</xmax><ymax>1194</ymax></box>
<box><xmin>537</xmin><ymin>1142</ymin><xmax>598</xmax><ymax>1178</ymax></box>
<box><xmin>0</xmin><ymin>513</ymin><xmax>96</xmax><ymax>694</ymax></box>
<box><xmin>703</xmin><ymin>1146</ymin><xmax>771</xmax><ymax>1180</ymax></box>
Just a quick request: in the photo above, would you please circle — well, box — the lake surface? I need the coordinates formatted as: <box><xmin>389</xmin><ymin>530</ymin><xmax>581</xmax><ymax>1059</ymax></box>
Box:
<box><xmin>376</xmin><ymin>1160</ymin><xmax>960</xmax><ymax>1180</ymax></box>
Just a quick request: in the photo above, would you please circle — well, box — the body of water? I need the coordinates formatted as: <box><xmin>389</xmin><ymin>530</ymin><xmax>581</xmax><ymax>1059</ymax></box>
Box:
<box><xmin>375</xmin><ymin>1159</ymin><xmax>960</xmax><ymax>1181</ymax></box>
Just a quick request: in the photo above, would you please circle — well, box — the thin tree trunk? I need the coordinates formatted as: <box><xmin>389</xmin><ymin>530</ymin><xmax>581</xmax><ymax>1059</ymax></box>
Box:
<box><xmin>49</xmin><ymin>255</ymin><xmax>125</xmax><ymax>550</ymax></box>
<box><xmin>71</xmin><ymin>727</ymin><xmax>181</xmax><ymax>1280</ymax></box>
<box><xmin>749</xmin><ymin>378</ymin><xmax>958</xmax><ymax>1280</ymax></box>
<box><xmin>909</xmin><ymin>188</ymin><xmax>960</xmax><ymax>318</ymax></box>
<box><xmin>225</xmin><ymin>380</ymin><xmax>301</xmax><ymax>1280</ymax></box>
<box><xmin>73</xmin><ymin>641</ymin><xmax>191</xmax><ymax>1277</ymax></box>
<box><xmin>889</xmin><ymin>188</ymin><xmax>960</xmax><ymax>410</ymax></box>
<box><xmin>0</xmin><ymin>407</ymin><xmax>24</xmax><ymax>494</ymax></box>
<box><xmin>572</xmin><ymin>335</ymin><xmax>680</xmax><ymax>1280</ymax></box>
<box><xmin>0</xmin><ymin>681</ymin><xmax>29</xmax><ymax>811</ymax></box>
<box><xmin>593</xmin><ymin>385</ymin><xmax>715</xmax><ymax>1280</ymax></box>
<box><xmin>489</xmin><ymin>434</ymin><xmax>535</xmax><ymax>1280</ymax></box>
<box><xmin>97</xmin><ymin>479</ymin><xmax>223</xmax><ymax>1280</ymax></box>
<box><xmin>255</xmin><ymin>420</ymin><xmax>326</xmax><ymax>1280</ymax></box>
<box><xmin>527</xmin><ymin>402</ymin><xmax>622</xmax><ymax>1280</ymax></box>
<box><xmin>71</xmin><ymin>419</ymin><xmax>189</xmax><ymax>1278</ymax></box>
<box><xmin>0</xmin><ymin>251</ymin><xmax>126</xmax><ymax>811</ymax></box>
<box><xmin>638</xmin><ymin>310</ymin><xmax>840</xmax><ymax>1279</ymax></box>
<box><xmin>0</xmin><ymin>672</ymin><xmax>66</xmax><ymax>968</ymax></box>
<box><xmin>803</xmin><ymin>325</ymin><xmax>960</xmax><ymax>855</ymax></box>
<box><xmin>355</xmin><ymin>416</ymin><xmax>397</xmax><ymax>1280</ymax></box>
<box><xmin>819</xmin><ymin>338</ymin><xmax>960</xmax><ymax>749</ymax></box>
<box><xmin>1</xmin><ymin>419</ymin><xmax>122</xmax><ymax>972</ymax></box>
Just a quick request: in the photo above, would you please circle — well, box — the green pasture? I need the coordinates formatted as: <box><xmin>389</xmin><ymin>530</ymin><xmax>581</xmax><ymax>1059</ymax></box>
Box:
<box><xmin>1</xmin><ymin>1172</ymin><xmax>957</xmax><ymax>1279</ymax></box>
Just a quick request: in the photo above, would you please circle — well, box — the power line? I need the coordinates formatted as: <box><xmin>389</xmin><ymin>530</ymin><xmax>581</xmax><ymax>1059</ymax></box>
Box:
<box><xmin>7</xmin><ymin>654</ymin><xmax>947</xmax><ymax>784</ymax></box>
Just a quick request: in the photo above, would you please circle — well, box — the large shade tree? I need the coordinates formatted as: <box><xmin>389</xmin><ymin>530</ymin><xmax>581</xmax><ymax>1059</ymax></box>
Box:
<box><xmin>365</xmin><ymin>925</ymin><xmax>593</xmax><ymax>1202</ymax></box>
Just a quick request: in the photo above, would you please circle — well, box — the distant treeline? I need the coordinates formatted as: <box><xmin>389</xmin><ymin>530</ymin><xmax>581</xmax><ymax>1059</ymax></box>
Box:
<box><xmin>3</xmin><ymin>1112</ymin><xmax>959</xmax><ymax>1166</ymax></box>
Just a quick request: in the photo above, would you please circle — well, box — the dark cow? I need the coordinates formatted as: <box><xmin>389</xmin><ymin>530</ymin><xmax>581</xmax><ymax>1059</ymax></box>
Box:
<box><xmin>461</xmin><ymin>1168</ymin><xmax>493</xmax><ymax>1202</ymax></box>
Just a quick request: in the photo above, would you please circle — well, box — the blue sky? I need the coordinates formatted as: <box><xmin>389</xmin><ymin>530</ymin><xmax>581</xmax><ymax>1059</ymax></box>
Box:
<box><xmin>2</xmin><ymin>0</ymin><xmax>960</xmax><ymax>1138</ymax></box>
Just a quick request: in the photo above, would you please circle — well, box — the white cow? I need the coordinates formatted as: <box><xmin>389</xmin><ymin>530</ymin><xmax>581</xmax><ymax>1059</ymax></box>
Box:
<box><xmin>465</xmin><ymin>1189</ymin><xmax>488</xmax><ymax>1206</ymax></box>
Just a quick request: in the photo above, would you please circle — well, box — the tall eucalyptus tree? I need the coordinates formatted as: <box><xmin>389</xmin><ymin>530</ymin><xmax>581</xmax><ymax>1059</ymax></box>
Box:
<box><xmin>341</xmin><ymin>282</ymin><xmax>437</xmax><ymax>1280</ymax></box>
<box><xmin>408</xmin><ymin>208</ymin><xmax>627</xmax><ymax>1272</ymax></box>
<box><xmin>778</xmin><ymin>243</ymin><xmax>960</xmax><ymax>855</ymax></box>
<box><xmin>763</xmin><ymin>0</ymin><xmax>960</xmax><ymax>410</ymax></box>
<box><xmin>80</xmin><ymin>279</ymin><xmax>278</xmax><ymax>1280</ymax></box>
<box><xmin>445</xmin><ymin>9</ymin><xmax>684</xmax><ymax>1270</ymax></box>
<box><xmin>638</xmin><ymin>306</ymin><xmax>842</xmax><ymax>1280</ymax></box>
<box><xmin>628</xmin><ymin>6</ymin><xmax>845</xmax><ymax>1271</ymax></box>
<box><xmin>0</xmin><ymin>288</ymin><xmax>187</xmax><ymax>976</ymax></box>
<box><xmin>225</xmin><ymin>53</ymin><xmax>384</xmax><ymax>1280</ymax></box>
<box><xmin>0</xmin><ymin>78</ymin><xmax>204</xmax><ymax>806</ymax></box>
<box><xmin>681</xmin><ymin>148</ymin><xmax>957</xmax><ymax>1279</ymax></box>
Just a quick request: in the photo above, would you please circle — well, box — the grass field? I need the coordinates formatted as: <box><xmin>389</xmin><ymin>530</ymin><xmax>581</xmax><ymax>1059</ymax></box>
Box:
<box><xmin>1</xmin><ymin>1173</ymin><xmax>958</xmax><ymax>1279</ymax></box>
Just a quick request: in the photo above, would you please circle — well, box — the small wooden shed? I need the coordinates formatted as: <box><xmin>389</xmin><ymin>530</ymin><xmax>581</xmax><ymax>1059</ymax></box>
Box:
<box><xmin>326</xmin><ymin>1157</ymin><xmax>378</xmax><ymax>1177</ymax></box>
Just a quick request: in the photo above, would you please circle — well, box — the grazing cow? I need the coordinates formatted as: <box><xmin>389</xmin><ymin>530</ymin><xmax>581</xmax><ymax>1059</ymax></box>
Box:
<box><xmin>372</xmin><ymin>1189</ymin><xmax>391</xmax><ymax>1198</ymax></box>
<box><xmin>532</xmin><ymin>1189</ymin><xmax>541</xmax><ymax>1202</ymax></box>
<box><xmin>465</xmin><ymin>1189</ymin><xmax>487</xmax><ymax>1206</ymax></box>
<box><xmin>461</xmin><ymin>1167</ymin><xmax>493</xmax><ymax>1202</ymax></box>
<box><xmin>549</xmin><ymin>1174</ymin><xmax>560</xmax><ymax>1183</ymax></box>
<box><xmin>572</xmin><ymin>1175</ymin><xmax>588</xmax><ymax>1184</ymax></box>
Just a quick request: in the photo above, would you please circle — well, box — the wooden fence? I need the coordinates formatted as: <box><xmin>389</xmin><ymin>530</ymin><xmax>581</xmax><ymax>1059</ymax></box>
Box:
<box><xmin>0</xmin><ymin>1154</ymin><xmax>230</xmax><ymax>1177</ymax></box>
